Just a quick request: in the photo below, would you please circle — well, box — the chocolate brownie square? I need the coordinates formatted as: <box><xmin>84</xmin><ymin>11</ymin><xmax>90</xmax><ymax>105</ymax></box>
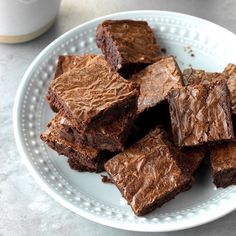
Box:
<box><xmin>130</xmin><ymin>56</ymin><xmax>182</xmax><ymax>113</ymax></box>
<box><xmin>168</xmin><ymin>81</ymin><xmax>234</xmax><ymax>147</ymax></box>
<box><xmin>210</xmin><ymin>142</ymin><xmax>236</xmax><ymax>188</ymax></box>
<box><xmin>47</xmin><ymin>55</ymin><xmax>139</xmax><ymax>130</ymax></box>
<box><xmin>96</xmin><ymin>20</ymin><xmax>162</xmax><ymax>77</ymax></box>
<box><xmin>105</xmin><ymin>127</ymin><xmax>193</xmax><ymax>216</ymax></box>
<box><xmin>40</xmin><ymin>113</ymin><xmax>113</xmax><ymax>172</ymax></box>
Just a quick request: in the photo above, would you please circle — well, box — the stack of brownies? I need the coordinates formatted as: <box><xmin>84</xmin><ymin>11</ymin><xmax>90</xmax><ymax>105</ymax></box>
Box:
<box><xmin>41</xmin><ymin>19</ymin><xmax>236</xmax><ymax>216</ymax></box>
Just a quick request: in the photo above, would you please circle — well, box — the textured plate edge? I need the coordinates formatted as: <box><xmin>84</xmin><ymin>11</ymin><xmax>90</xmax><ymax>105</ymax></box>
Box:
<box><xmin>13</xmin><ymin>10</ymin><xmax>236</xmax><ymax>232</ymax></box>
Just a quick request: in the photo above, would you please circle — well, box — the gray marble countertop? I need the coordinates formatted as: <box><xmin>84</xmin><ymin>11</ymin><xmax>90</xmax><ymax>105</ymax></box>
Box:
<box><xmin>1</xmin><ymin>0</ymin><xmax>236</xmax><ymax>235</ymax></box>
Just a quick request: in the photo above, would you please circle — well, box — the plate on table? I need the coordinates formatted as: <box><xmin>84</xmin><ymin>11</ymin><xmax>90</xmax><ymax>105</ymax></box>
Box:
<box><xmin>13</xmin><ymin>10</ymin><xmax>236</xmax><ymax>232</ymax></box>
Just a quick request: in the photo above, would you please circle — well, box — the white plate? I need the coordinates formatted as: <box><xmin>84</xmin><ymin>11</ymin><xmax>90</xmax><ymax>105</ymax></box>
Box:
<box><xmin>13</xmin><ymin>11</ymin><xmax>236</xmax><ymax>232</ymax></box>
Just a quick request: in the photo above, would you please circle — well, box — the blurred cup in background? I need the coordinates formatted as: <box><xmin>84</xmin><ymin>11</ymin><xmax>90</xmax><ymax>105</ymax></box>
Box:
<box><xmin>0</xmin><ymin>0</ymin><xmax>62</xmax><ymax>44</ymax></box>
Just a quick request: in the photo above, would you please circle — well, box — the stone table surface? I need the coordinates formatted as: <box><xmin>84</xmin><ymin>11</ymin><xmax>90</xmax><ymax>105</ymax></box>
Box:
<box><xmin>1</xmin><ymin>0</ymin><xmax>236</xmax><ymax>235</ymax></box>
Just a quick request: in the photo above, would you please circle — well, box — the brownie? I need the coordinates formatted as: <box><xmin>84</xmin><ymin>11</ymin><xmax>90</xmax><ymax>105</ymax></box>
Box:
<box><xmin>168</xmin><ymin>81</ymin><xmax>234</xmax><ymax>147</ymax></box>
<box><xmin>210</xmin><ymin>143</ymin><xmax>236</xmax><ymax>188</ymax></box>
<box><xmin>59</xmin><ymin>113</ymin><xmax>134</xmax><ymax>152</ymax></box>
<box><xmin>182</xmin><ymin>68</ymin><xmax>224</xmax><ymax>86</ymax></box>
<box><xmin>130</xmin><ymin>56</ymin><xmax>182</xmax><ymax>113</ymax></box>
<box><xmin>223</xmin><ymin>63</ymin><xmax>236</xmax><ymax>114</ymax></box>
<box><xmin>183</xmin><ymin>66</ymin><xmax>236</xmax><ymax>114</ymax></box>
<box><xmin>47</xmin><ymin>55</ymin><xmax>140</xmax><ymax>130</ymax></box>
<box><xmin>105</xmin><ymin>127</ymin><xmax>193</xmax><ymax>216</ymax></box>
<box><xmin>96</xmin><ymin>20</ymin><xmax>162</xmax><ymax>77</ymax></box>
<box><xmin>40</xmin><ymin>113</ymin><xmax>112</xmax><ymax>172</ymax></box>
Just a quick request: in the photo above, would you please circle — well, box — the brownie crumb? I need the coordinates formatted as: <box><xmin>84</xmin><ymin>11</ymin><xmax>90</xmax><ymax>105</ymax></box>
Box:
<box><xmin>161</xmin><ymin>48</ymin><xmax>167</xmax><ymax>54</ymax></box>
<box><xmin>184</xmin><ymin>46</ymin><xmax>195</xmax><ymax>57</ymax></box>
<box><xmin>101</xmin><ymin>174</ymin><xmax>113</xmax><ymax>184</ymax></box>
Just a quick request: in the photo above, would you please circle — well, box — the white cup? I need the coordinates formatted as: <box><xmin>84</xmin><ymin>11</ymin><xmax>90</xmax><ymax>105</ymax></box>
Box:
<box><xmin>0</xmin><ymin>0</ymin><xmax>62</xmax><ymax>43</ymax></box>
